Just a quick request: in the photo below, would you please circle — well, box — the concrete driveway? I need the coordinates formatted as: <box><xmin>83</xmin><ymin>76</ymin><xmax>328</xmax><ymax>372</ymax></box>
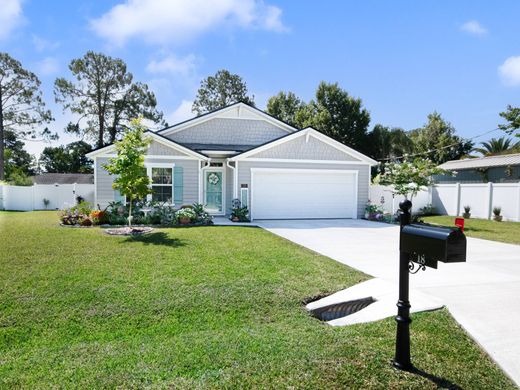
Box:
<box><xmin>257</xmin><ymin>219</ymin><xmax>520</xmax><ymax>386</ymax></box>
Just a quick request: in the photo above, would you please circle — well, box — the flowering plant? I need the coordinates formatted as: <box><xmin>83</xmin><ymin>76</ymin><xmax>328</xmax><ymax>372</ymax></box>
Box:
<box><xmin>374</xmin><ymin>158</ymin><xmax>449</xmax><ymax>201</ymax></box>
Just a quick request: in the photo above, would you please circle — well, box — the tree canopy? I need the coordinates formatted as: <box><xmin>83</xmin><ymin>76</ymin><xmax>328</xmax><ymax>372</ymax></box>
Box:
<box><xmin>408</xmin><ymin>112</ymin><xmax>473</xmax><ymax>164</ymax></box>
<box><xmin>0</xmin><ymin>52</ymin><xmax>53</xmax><ymax>180</ymax></box>
<box><xmin>192</xmin><ymin>69</ymin><xmax>254</xmax><ymax>115</ymax></box>
<box><xmin>266</xmin><ymin>91</ymin><xmax>306</xmax><ymax>127</ymax></box>
<box><xmin>473</xmin><ymin>137</ymin><xmax>519</xmax><ymax>156</ymax></box>
<box><xmin>499</xmin><ymin>105</ymin><xmax>520</xmax><ymax>138</ymax></box>
<box><xmin>365</xmin><ymin>124</ymin><xmax>413</xmax><ymax>161</ymax></box>
<box><xmin>54</xmin><ymin>51</ymin><xmax>164</xmax><ymax>148</ymax></box>
<box><xmin>40</xmin><ymin>141</ymin><xmax>93</xmax><ymax>173</ymax></box>
<box><xmin>3</xmin><ymin>129</ymin><xmax>35</xmax><ymax>181</ymax></box>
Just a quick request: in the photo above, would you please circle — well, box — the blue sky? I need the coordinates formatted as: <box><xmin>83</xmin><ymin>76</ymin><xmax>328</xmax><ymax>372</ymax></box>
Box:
<box><xmin>1</xmin><ymin>0</ymin><xmax>519</xmax><ymax>156</ymax></box>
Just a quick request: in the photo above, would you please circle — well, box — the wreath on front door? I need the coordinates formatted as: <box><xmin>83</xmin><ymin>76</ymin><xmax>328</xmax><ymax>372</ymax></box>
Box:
<box><xmin>208</xmin><ymin>173</ymin><xmax>220</xmax><ymax>185</ymax></box>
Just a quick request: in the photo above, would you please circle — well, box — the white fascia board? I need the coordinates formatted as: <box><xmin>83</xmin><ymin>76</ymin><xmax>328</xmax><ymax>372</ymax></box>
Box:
<box><xmin>238</xmin><ymin>158</ymin><xmax>370</xmax><ymax>165</ymax></box>
<box><xmin>159</xmin><ymin>102</ymin><xmax>297</xmax><ymax>136</ymax></box>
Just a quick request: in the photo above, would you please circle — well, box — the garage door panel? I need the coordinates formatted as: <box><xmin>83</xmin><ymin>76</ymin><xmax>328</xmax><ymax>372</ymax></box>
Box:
<box><xmin>252</xmin><ymin>169</ymin><xmax>356</xmax><ymax>220</ymax></box>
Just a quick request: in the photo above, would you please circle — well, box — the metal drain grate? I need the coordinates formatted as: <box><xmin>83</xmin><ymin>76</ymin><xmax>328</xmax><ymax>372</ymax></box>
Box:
<box><xmin>310</xmin><ymin>297</ymin><xmax>375</xmax><ymax>321</ymax></box>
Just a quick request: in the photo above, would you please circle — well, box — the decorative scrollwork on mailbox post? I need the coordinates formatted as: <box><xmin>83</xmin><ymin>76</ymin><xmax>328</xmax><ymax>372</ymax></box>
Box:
<box><xmin>393</xmin><ymin>200</ymin><xmax>467</xmax><ymax>371</ymax></box>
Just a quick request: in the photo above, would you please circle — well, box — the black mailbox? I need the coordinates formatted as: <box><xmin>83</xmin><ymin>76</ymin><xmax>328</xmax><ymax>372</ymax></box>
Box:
<box><xmin>400</xmin><ymin>223</ymin><xmax>466</xmax><ymax>269</ymax></box>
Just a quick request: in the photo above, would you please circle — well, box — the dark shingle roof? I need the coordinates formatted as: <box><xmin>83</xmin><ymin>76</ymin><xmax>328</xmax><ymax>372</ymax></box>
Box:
<box><xmin>178</xmin><ymin>143</ymin><xmax>256</xmax><ymax>152</ymax></box>
<box><xmin>31</xmin><ymin>173</ymin><xmax>94</xmax><ymax>185</ymax></box>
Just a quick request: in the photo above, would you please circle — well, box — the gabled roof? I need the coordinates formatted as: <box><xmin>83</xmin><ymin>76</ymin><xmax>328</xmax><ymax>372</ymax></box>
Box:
<box><xmin>229</xmin><ymin>127</ymin><xmax>378</xmax><ymax>165</ymax></box>
<box><xmin>439</xmin><ymin>153</ymin><xmax>520</xmax><ymax>170</ymax></box>
<box><xmin>158</xmin><ymin>101</ymin><xmax>298</xmax><ymax>136</ymax></box>
<box><xmin>31</xmin><ymin>173</ymin><xmax>94</xmax><ymax>185</ymax></box>
<box><xmin>85</xmin><ymin>130</ymin><xmax>209</xmax><ymax>160</ymax></box>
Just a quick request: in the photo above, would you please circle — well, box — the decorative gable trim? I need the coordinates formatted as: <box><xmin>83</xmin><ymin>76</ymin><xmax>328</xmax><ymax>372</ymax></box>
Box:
<box><xmin>158</xmin><ymin>102</ymin><xmax>297</xmax><ymax>136</ymax></box>
<box><xmin>229</xmin><ymin>127</ymin><xmax>378</xmax><ymax>165</ymax></box>
<box><xmin>85</xmin><ymin>131</ymin><xmax>209</xmax><ymax>160</ymax></box>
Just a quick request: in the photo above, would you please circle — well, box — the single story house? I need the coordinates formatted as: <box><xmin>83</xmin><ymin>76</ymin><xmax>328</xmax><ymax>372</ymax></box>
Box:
<box><xmin>86</xmin><ymin>102</ymin><xmax>377</xmax><ymax>220</ymax></box>
<box><xmin>31</xmin><ymin>173</ymin><xmax>94</xmax><ymax>185</ymax></box>
<box><xmin>435</xmin><ymin>153</ymin><xmax>520</xmax><ymax>183</ymax></box>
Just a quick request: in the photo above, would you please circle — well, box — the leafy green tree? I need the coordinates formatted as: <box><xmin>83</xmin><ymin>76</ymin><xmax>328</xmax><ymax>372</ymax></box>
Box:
<box><xmin>103</xmin><ymin>119</ymin><xmax>151</xmax><ymax>228</ymax></box>
<box><xmin>375</xmin><ymin>158</ymin><xmax>449</xmax><ymax>202</ymax></box>
<box><xmin>266</xmin><ymin>91</ymin><xmax>306</xmax><ymax>127</ymax></box>
<box><xmin>365</xmin><ymin>124</ymin><xmax>413</xmax><ymax>160</ymax></box>
<box><xmin>499</xmin><ymin>105</ymin><xmax>520</xmax><ymax>138</ymax></box>
<box><xmin>192</xmin><ymin>69</ymin><xmax>254</xmax><ymax>115</ymax></box>
<box><xmin>296</xmin><ymin>82</ymin><xmax>371</xmax><ymax>151</ymax></box>
<box><xmin>409</xmin><ymin>112</ymin><xmax>473</xmax><ymax>164</ymax></box>
<box><xmin>40</xmin><ymin>141</ymin><xmax>93</xmax><ymax>173</ymax></box>
<box><xmin>473</xmin><ymin>137</ymin><xmax>519</xmax><ymax>156</ymax></box>
<box><xmin>54</xmin><ymin>51</ymin><xmax>164</xmax><ymax>148</ymax></box>
<box><xmin>3</xmin><ymin>129</ymin><xmax>34</xmax><ymax>179</ymax></box>
<box><xmin>0</xmin><ymin>52</ymin><xmax>53</xmax><ymax>180</ymax></box>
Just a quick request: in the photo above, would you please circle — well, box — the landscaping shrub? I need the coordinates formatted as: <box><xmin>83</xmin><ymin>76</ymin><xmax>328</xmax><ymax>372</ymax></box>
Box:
<box><xmin>230</xmin><ymin>198</ymin><xmax>250</xmax><ymax>222</ymax></box>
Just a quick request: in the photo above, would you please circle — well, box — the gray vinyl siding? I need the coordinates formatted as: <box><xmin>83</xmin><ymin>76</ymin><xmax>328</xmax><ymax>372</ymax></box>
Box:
<box><xmin>166</xmin><ymin>118</ymin><xmax>290</xmax><ymax>146</ymax></box>
<box><xmin>237</xmin><ymin>161</ymin><xmax>370</xmax><ymax>218</ymax></box>
<box><xmin>95</xmin><ymin>157</ymin><xmax>200</xmax><ymax>208</ymax></box>
<box><xmin>434</xmin><ymin>166</ymin><xmax>520</xmax><ymax>183</ymax></box>
<box><xmin>148</xmin><ymin>140</ymin><xmax>190</xmax><ymax>156</ymax></box>
<box><xmin>251</xmin><ymin>135</ymin><xmax>360</xmax><ymax>161</ymax></box>
<box><xmin>96</xmin><ymin>157</ymin><xmax>115</xmax><ymax>207</ymax></box>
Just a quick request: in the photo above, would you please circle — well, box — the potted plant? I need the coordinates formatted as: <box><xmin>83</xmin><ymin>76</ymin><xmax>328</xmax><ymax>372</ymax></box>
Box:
<box><xmin>462</xmin><ymin>205</ymin><xmax>471</xmax><ymax>219</ymax></box>
<box><xmin>493</xmin><ymin>206</ymin><xmax>502</xmax><ymax>222</ymax></box>
<box><xmin>176</xmin><ymin>208</ymin><xmax>196</xmax><ymax>225</ymax></box>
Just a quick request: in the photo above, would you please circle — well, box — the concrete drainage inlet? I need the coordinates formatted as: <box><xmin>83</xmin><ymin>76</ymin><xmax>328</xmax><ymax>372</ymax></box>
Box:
<box><xmin>310</xmin><ymin>297</ymin><xmax>375</xmax><ymax>321</ymax></box>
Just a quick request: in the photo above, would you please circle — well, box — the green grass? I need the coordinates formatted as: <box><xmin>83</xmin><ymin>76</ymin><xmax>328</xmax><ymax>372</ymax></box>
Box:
<box><xmin>423</xmin><ymin>215</ymin><xmax>520</xmax><ymax>245</ymax></box>
<box><xmin>0</xmin><ymin>211</ymin><xmax>515</xmax><ymax>389</ymax></box>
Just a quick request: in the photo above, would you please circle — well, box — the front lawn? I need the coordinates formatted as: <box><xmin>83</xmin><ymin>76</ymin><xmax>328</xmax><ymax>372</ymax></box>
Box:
<box><xmin>0</xmin><ymin>212</ymin><xmax>515</xmax><ymax>389</ymax></box>
<box><xmin>423</xmin><ymin>215</ymin><xmax>520</xmax><ymax>245</ymax></box>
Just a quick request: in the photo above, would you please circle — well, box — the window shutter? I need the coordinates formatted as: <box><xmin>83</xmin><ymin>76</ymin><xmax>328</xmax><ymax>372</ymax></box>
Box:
<box><xmin>173</xmin><ymin>166</ymin><xmax>184</xmax><ymax>206</ymax></box>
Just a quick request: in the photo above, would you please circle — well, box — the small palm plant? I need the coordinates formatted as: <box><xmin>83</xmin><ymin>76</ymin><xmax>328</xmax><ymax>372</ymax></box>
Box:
<box><xmin>43</xmin><ymin>198</ymin><xmax>50</xmax><ymax>210</ymax></box>
<box><xmin>462</xmin><ymin>205</ymin><xmax>471</xmax><ymax>219</ymax></box>
<box><xmin>493</xmin><ymin>206</ymin><xmax>502</xmax><ymax>222</ymax></box>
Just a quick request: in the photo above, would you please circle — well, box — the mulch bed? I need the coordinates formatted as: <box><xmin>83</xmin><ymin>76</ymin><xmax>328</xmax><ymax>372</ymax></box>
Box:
<box><xmin>104</xmin><ymin>227</ymin><xmax>154</xmax><ymax>236</ymax></box>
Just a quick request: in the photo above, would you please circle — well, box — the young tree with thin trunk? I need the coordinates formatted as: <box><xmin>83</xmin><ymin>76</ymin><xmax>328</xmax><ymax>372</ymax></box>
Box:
<box><xmin>0</xmin><ymin>53</ymin><xmax>53</xmax><ymax>180</ymax></box>
<box><xmin>54</xmin><ymin>51</ymin><xmax>164</xmax><ymax>149</ymax></box>
<box><xmin>102</xmin><ymin>119</ymin><xmax>151</xmax><ymax>228</ymax></box>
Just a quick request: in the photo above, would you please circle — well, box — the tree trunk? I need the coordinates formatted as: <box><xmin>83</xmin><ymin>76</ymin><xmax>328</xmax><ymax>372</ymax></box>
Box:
<box><xmin>98</xmin><ymin>113</ymin><xmax>105</xmax><ymax>149</ymax></box>
<box><xmin>128</xmin><ymin>198</ymin><xmax>132</xmax><ymax>228</ymax></box>
<box><xmin>0</xmin><ymin>85</ymin><xmax>4</xmax><ymax>181</ymax></box>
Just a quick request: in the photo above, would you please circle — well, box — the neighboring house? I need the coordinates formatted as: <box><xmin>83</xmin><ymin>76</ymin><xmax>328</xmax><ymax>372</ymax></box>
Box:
<box><xmin>31</xmin><ymin>173</ymin><xmax>94</xmax><ymax>185</ymax></box>
<box><xmin>86</xmin><ymin>102</ymin><xmax>377</xmax><ymax>220</ymax></box>
<box><xmin>435</xmin><ymin>153</ymin><xmax>520</xmax><ymax>183</ymax></box>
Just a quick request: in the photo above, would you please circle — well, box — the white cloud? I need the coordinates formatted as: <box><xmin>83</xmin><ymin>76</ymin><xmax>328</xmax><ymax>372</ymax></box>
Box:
<box><xmin>499</xmin><ymin>56</ymin><xmax>520</xmax><ymax>87</ymax></box>
<box><xmin>146</xmin><ymin>54</ymin><xmax>197</xmax><ymax>76</ymax></box>
<box><xmin>167</xmin><ymin>100</ymin><xmax>194</xmax><ymax>125</ymax></box>
<box><xmin>0</xmin><ymin>0</ymin><xmax>23</xmax><ymax>40</ymax></box>
<box><xmin>90</xmin><ymin>0</ymin><xmax>287</xmax><ymax>46</ymax></box>
<box><xmin>35</xmin><ymin>57</ymin><xmax>60</xmax><ymax>76</ymax></box>
<box><xmin>32</xmin><ymin>35</ymin><xmax>60</xmax><ymax>52</ymax></box>
<box><xmin>460</xmin><ymin>20</ymin><xmax>487</xmax><ymax>36</ymax></box>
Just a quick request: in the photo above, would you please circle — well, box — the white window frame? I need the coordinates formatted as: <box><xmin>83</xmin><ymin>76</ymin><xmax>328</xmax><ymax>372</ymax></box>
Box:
<box><xmin>145</xmin><ymin>163</ymin><xmax>175</xmax><ymax>204</ymax></box>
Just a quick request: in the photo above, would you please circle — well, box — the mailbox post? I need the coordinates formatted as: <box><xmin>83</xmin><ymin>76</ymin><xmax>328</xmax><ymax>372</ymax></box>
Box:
<box><xmin>392</xmin><ymin>199</ymin><xmax>466</xmax><ymax>371</ymax></box>
<box><xmin>393</xmin><ymin>199</ymin><xmax>413</xmax><ymax>370</ymax></box>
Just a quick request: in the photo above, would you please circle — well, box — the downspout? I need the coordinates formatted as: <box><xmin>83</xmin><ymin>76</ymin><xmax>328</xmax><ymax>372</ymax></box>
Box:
<box><xmin>226</xmin><ymin>159</ymin><xmax>237</xmax><ymax>199</ymax></box>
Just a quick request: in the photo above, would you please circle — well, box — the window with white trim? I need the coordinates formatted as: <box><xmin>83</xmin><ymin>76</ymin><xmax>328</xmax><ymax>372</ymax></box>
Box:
<box><xmin>151</xmin><ymin>167</ymin><xmax>173</xmax><ymax>203</ymax></box>
<box><xmin>240</xmin><ymin>184</ymin><xmax>248</xmax><ymax>208</ymax></box>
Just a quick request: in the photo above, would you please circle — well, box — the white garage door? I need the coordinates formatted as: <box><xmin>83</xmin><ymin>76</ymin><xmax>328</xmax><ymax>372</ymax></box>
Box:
<box><xmin>251</xmin><ymin>169</ymin><xmax>357</xmax><ymax>220</ymax></box>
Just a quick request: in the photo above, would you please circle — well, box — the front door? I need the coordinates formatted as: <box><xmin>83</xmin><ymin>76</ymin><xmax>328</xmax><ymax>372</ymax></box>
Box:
<box><xmin>204</xmin><ymin>170</ymin><xmax>224</xmax><ymax>214</ymax></box>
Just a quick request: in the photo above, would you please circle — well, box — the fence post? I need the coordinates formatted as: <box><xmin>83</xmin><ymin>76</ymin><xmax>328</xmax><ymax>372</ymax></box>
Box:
<box><xmin>486</xmin><ymin>182</ymin><xmax>493</xmax><ymax>220</ymax></box>
<box><xmin>517</xmin><ymin>183</ymin><xmax>520</xmax><ymax>222</ymax></box>
<box><xmin>455</xmin><ymin>183</ymin><xmax>461</xmax><ymax>216</ymax></box>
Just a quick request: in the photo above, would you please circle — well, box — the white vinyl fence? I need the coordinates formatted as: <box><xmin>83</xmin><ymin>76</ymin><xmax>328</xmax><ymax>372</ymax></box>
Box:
<box><xmin>0</xmin><ymin>184</ymin><xmax>94</xmax><ymax>211</ymax></box>
<box><xmin>370</xmin><ymin>183</ymin><xmax>520</xmax><ymax>222</ymax></box>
